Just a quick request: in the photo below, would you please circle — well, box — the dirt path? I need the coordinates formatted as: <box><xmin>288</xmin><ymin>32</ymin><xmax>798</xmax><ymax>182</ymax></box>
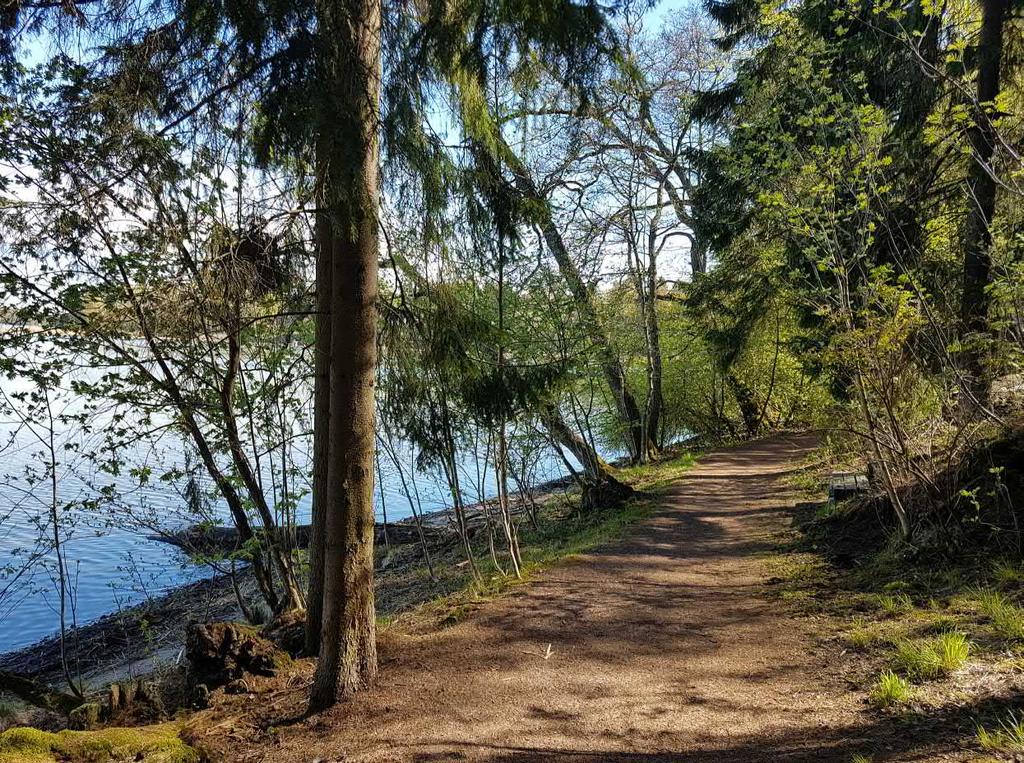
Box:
<box><xmin>204</xmin><ymin>434</ymin><xmax>932</xmax><ymax>762</ymax></box>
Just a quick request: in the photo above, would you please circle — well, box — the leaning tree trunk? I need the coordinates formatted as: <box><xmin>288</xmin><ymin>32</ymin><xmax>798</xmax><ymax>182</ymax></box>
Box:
<box><xmin>540</xmin><ymin>404</ymin><xmax>635</xmax><ymax>510</ymax></box>
<box><xmin>496</xmin><ymin>136</ymin><xmax>650</xmax><ymax>462</ymax></box>
<box><xmin>304</xmin><ymin>209</ymin><xmax>333</xmax><ymax>657</ymax></box>
<box><xmin>219</xmin><ymin>315</ymin><xmax>305</xmax><ymax>613</ymax></box>
<box><xmin>960</xmin><ymin>0</ymin><xmax>1008</xmax><ymax>405</ymax></box>
<box><xmin>307</xmin><ymin>0</ymin><xmax>381</xmax><ymax>712</ymax></box>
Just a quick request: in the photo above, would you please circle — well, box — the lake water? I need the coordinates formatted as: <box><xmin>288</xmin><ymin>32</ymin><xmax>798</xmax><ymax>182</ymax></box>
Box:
<box><xmin>0</xmin><ymin>369</ymin><xmax>573</xmax><ymax>655</ymax></box>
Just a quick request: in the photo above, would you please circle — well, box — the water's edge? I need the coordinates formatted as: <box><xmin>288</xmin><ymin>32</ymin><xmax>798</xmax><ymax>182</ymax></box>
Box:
<box><xmin>0</xmin><ymin>471</ymin><xmax>580</xmax><ymax>687</ymax></box>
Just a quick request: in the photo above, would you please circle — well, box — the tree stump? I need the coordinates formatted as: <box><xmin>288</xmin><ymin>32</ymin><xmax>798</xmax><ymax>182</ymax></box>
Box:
<box><xmin>185</xmin><ymin>622</ymin><xmax>286</xmax><ymax>690</ymax></box>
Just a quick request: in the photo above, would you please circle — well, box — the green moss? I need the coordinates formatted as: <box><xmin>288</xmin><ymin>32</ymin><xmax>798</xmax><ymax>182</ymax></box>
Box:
<box><xmin>0</xmin><ymin>723</ymin><xmax>199</xmax><ymax>763</ymax></box>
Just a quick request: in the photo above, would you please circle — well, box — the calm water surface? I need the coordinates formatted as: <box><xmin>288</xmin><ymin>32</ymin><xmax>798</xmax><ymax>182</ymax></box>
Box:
<box><xmin>0</xmin><ymin>369</ymin><xmax>570</xmax><ymax>654</ymax></box>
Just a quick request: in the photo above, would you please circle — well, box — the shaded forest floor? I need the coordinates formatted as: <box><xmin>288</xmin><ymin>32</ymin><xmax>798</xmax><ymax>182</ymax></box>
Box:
<box><xmin>183</xmin><ymin>432</ymin><xmax>1004</xmax><ymax>762</ymax></box>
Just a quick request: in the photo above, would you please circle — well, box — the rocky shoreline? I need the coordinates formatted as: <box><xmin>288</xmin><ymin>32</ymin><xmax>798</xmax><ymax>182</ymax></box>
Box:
<box><xmin>0</xmin><ymin>471</ymin><xmax>578</xmax><ymax>693</ymax></box>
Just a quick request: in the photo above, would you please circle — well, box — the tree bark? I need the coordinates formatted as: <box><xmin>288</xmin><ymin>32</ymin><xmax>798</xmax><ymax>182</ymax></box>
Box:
<box><xmin>540</xmin><ymin>403</ymin><xmax>635</xmax><ymax>510</ymax></box>
<box><xmin>304</xmin><ymin>210</ymin><xmax>333</xmax><ymax>656</ymax></box>
<box><xmin>642</xmin><ymin>203</ymin><xmax>665</xmax><ymax>456</ymax></box>
<box><xmin>308</xmin><ymin>0</ymin><xmax>381</xmax><ymax>712</ymax></box>
<box><xmin>726</xmin><ymin>373</ymin><xmax>760</xmax><ymax>437</ymax></box>
<box><xmin>960</xmin><ymin>0</ymin><xmax>1008</xmax><ymax>403</ymax></box>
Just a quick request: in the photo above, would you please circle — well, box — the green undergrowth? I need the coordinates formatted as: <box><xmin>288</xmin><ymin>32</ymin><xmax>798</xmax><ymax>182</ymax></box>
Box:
<box><xmin>0</xmin><ymin>724</ymin><xmax>198</xmax><ymax>763</ymax></box>
<box><xmin>891</xmin><ymin>632</ymin><xmax>970</xmax><ymax>679</ymax></box>
<box><xmin>769</xmin><ymin>447</ymin><xmax>1024</xmax><ymax>757</ymax></box>
<box><xmin>977</xmin><ymin>711</ymin><xmax>1024</xmax><ymax>755</ymax></box>
<box><xmin>869</xmin><ymin>669</ymin><xmax>912</xmax><ymax>708</ymax></box>
<box><xmin>619</xmin><ymin>449</ymin><xmax>699</xmax><ymax>493</ymax></box>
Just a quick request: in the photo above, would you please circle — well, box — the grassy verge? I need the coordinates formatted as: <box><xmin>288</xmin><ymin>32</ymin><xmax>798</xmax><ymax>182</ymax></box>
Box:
<box><xmin>386</xmin><ymin>448</ymin><xmax>698</xmax><ymax>632</ymax></box>
<box><xmin>762</xmin><ymin>449</ymin><xmax>1024</xmax><ymax>761</ymax></box>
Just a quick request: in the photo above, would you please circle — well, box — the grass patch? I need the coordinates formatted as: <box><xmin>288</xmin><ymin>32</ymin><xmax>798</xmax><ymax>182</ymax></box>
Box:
<box><xmin>0</xmin><ymin>724</ymin><xmax>198</xmax><ymax>763</ymax></box>
<box><xmin>869</xmin><ymin>670</ymin><xmax>912</xmax><ymax>708</ymax></box>
<box><xmin>845</xmin><ymin>619</ymin><xmax>887</xmax><ymax>650</ymax></box>
<box><xmin>976</xmin><ymin>590</ymin><xmax>1024</xmax><ymax>642</ymax></box>
<box><xmin>892</xmin><ymin>632</ymin><xmax>970</xmax><ymax>680</ymax></box>
<box><xmin>518</xmin><ymin>498</ymin><xmax>660</xmax><ymax>566</ymax></box>
<box><xmin>919</xmin><ymin>614</ymin><xmax>962</xmax><ymax>635</ymax></box>
<box><xmin>619</xmin><ymin>451</ymin><xmax>698</xmax><ymax>493</ymax></box>
<box><xmin>875</xmin><ymin>592</ymin><xmax>913</xmax><ymax>616</ymax></box>
<box><xmin>991</xmin><ymin>559</ymin><xmax>1024</xmax><ymax>586</ymax></box>
<box><xmin>934</xmin><ymin>631</ymin><xmax>971</xmax><ymax>671</ymax></box>
<box><xmin>977</xmin><ymin>711</ymin><xmax>1024</xmax><ymax>754</ymax></box>
<box><xmin>764</xmin><ymin>551</ymin><xmax>829</xmax><ymax>586</ymax></box>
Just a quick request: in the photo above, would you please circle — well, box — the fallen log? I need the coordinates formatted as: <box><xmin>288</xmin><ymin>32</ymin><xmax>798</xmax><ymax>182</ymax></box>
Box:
<box><xmin>151</xmin><ymin>521</ymin><xmax>452</xmax><ymax>555</ymax></box>
<box><xmin>0</xmin><ymin>669</ymin><xmax>81</xmax><ymax>715</ymax></box>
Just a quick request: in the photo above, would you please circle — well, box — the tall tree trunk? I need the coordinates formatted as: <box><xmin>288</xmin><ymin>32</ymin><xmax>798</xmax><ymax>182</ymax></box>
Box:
<box><xmin>308</xmin><ymin>0</ymin><xmax>381</xmax><ymax>712</ymax></box>
<box><xmin>960</xmin><ymin>0</ymin><xmax>1008</xmax><ymax>403</ymax></box>
<box><xmin>304</xmin><ymin>210</ymin><xmax>333</xmax><ymax>656</ymax></box>
<box><xmin>494</xmin><ymin>254</ymin><xmax>522</xmax><ymax>576</ymax></box>
<box><xmin>642</xmin><ymin>206</ymin><xmax>665</xmax><ymax>456</ymax></box>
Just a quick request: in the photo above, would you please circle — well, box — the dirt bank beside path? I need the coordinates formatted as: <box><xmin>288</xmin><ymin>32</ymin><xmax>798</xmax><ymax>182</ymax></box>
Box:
<box><xmin>192</xmin><ymin>434</ymin><xmax>961</xmax><ymax>762</ymax></box>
